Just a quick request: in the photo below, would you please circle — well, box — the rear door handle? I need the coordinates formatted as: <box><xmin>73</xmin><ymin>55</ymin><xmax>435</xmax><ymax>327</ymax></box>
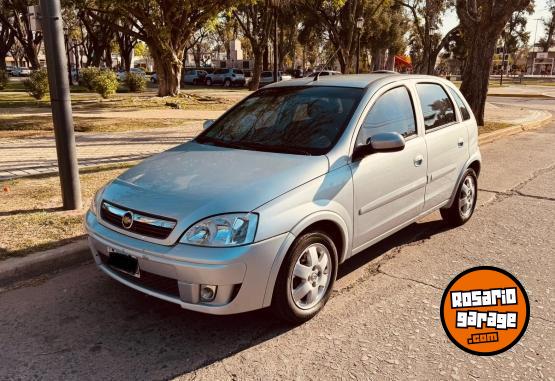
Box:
<box><xmin>458</xmin><ymin>138</ymin><xmax>464</xmax><ymax>147</ymax></box>
<box><xmin>414</xmin><ymin>155</ymin><xmax>424</xmax><ymax>167</ymax></box>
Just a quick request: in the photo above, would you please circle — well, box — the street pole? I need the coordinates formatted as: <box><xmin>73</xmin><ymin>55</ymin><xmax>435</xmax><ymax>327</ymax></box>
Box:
<box><xmin>73</xmin><ymin>40</ymin><xmax>80</xmax><ymax>83</ymax></box>
<box><xmin>40</xmin><ymin>0</ymin><xmax>82</xmax><ymax>210</ymax></box>
<box><xmin>500</xmin><ymin>32</ymin><xmax>507</xmax><ymax>86</ymax></box>
<box><xmin>356</xmin><ymin>17</ymin><xmax>363</xmax><ymax>74</ymax></box>
<box><xmin>356</xmin><ymin>30</ymin><xmax>361</xmax><ymax>74</ymax></box>
<box><xmin>273</xmin><ymin>6</ymin><xmax>278</xmax><ymax>83</ymax></box>
<box><xmin>64</xmin><ymin>31</ymin><xmax>72</xmax><ymax>85</ymax></box>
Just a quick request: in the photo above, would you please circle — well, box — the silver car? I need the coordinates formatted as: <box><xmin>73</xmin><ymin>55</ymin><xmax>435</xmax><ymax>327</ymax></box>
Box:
<box><xmin>86</xmin><ymin>74</ymin><xmax>481</xmax><ymax>323</ymax></box>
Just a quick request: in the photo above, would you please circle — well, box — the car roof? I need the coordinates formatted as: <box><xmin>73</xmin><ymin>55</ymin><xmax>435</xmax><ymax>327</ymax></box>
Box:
<box><xmin>264</xmin><ymin>73</ymin><xmax>447</xmax><ymax>89</ymax></box>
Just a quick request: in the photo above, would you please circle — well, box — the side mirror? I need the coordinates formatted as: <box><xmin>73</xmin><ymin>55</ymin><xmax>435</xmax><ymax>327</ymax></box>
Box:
<box><xmin>353</xmin><ymin>132</ymin><xmax>406</xmax><ymax>161</ymax></box>
<box><xmin>203</xmin><ymin>120</ymin><xmax>214</xmax><ymax>130</ymax></box>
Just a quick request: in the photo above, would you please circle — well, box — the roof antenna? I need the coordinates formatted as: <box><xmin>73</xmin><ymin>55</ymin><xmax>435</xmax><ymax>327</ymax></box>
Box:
<box><xmin>314</xmin><ymin>46</ymin><xmax>342</xmax><ymax>81</ymax></box>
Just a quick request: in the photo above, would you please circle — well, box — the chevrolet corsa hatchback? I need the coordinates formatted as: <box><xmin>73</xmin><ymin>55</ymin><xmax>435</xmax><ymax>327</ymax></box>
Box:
<box><xmin>86</xmin><ymin>74</ymin><xmax>481</xmax><ymax>323</ymax></box>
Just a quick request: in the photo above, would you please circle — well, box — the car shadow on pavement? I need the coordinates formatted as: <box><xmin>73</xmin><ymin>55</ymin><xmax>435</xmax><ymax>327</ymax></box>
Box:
<box><xmin>337</xmin><ymin>216</ymin><xmax>450</xmax><ymax>280</ymax></box>
<box><xmin>0</xmin><ymin>216</ymin><xmax>452</xmax><ymax>380</ymax></box>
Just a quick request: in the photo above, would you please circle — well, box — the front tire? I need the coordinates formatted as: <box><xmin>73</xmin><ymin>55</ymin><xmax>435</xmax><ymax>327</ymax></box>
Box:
<box><xmin>441</xmin><ymin>168</ymin><xmax>478</xmax><ymax>227</ymax></box>
<box><xmin>271</xmin><ymin>231</ymin><xmax>338</xmax><ymax>324</ymax></box>
<box><xmin>206</xmin><ymin>78</ymin><xmax>212</xmax><ymax>86</ymax></box>
<box><xmin>224</xmin><ymin>79</ymin><xmax>231</xmax><ymax>87</ymax></box>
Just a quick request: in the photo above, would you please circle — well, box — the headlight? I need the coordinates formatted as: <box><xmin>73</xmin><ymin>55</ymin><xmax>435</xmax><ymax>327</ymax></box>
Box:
<box><xmin>90</xmin><ymin>184</ymin><xmax>108</xmax><ymax>216</ymax></box>
<box><xmin>180</xmin><ymin>213</ymin><xmax>258</xmax><ymax>247</ymax></box>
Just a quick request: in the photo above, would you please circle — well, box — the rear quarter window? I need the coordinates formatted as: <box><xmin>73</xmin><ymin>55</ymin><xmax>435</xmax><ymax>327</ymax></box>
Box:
<box><xmin>448</xmin><ymin>87</ymin><xmax>471</xmax><ymax>121</ymax></box>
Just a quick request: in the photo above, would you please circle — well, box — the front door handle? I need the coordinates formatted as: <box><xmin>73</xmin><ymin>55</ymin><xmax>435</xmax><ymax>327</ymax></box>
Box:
<box><xmin>458</xmin><ymin>138</ymin><xmax>464</xmax><ymax>147</ymax></box>
<box><xmin>414</xmin><ymin>154</ymin><xmax>424</xmax><ymax>167</ymax></box>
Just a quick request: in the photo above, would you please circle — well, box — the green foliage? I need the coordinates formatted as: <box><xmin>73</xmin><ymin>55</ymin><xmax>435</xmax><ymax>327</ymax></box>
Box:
<box><xmin>134</xmin><ymin>42</ymin><xmax>147</xmax><ymax>57</ymax></box>
<box><xmin>80</xmin><ymin>67</ymin><xmax>101</xmax><ymax>90</ymax></box>
<box><xmin>91</xmin><ymin>70</ymin><xmax>118</xmax><ymax>98</ymax></box>
<box><xmin>0</xmin><ymin>69</ymin><xmax>8</xmax><ymax>90</ymax></box>
<box><xmin>124</xmin><ymin>72</ymin><xmax>146</xmax><ymax>92</ymax></box>
<box><xmin>23</xmin><ymin>69</ymin><xmax>49</xmax><ymax>100</ymax></box>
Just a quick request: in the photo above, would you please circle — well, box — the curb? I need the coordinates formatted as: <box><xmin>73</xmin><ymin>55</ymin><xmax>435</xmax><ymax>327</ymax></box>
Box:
<box><xmin>0</xmin><ymin>111</ymin><xmax>552</xmax><ymax>287</ymax></box>
<box><xmin>478</xmin><ymin>111</ymin><xmax>553</xmax><ymax>145</ymax></box>
<box><xmin>0</xmin><ymin>239</ymin><xmax>90</xmax><ymax>287</ymax></box>
<box><xmin>487</xmin><ymin>93</ymin><xmax>554</xmax><ymax>99</ymax></box>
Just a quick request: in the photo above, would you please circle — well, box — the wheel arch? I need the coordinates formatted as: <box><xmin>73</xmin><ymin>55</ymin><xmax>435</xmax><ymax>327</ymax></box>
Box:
<box><xmin>446</xmin><ymin>153</ymin><xmax>482</xmax><ymax>208</ymax></box>
<box><xmin>261</xmin><ymin>212</ymin><xmax>351</xmax><ymax>308</ymax></box>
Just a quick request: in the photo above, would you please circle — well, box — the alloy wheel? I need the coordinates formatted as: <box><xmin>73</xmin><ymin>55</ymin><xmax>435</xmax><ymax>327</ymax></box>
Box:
<box><xmin>458</xmin><ymin>175</ymin><xmax>476</xmax><ymax>219</ymax></box>
<box><xmin>290</xmin><ymin>243</ymin><xmax>332</xmax><ymax>310</ymax></box>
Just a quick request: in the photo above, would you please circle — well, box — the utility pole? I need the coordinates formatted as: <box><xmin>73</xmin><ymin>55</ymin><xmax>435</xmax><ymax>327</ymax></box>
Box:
<box><xmin>39</xmin><ymin>0</ymin><xmax>82</xmax><ymax>210</ymax></box>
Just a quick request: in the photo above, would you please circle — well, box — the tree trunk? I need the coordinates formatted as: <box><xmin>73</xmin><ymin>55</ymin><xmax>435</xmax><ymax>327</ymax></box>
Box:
<box><xmin>250</xmin><ymin>47</ymin><xmax>264</xmax><ymax>90</ymax></box>
<box><xmin>194</xmin><ymin>45</ymin><xmax>202</xmax><ymax>67</ymax></box>
<box><xmin>386</xmin><ymin>51</ymin><xmax>395</xmax><ymax>71</ymax></box>
<box><xmin>459</xmin><ymin>35</ymin><xmax>497</xmax><ymax>126</ymax></box>
<box><xmin>123</xmin><ymin>51</ymin><xmax>132</xmax><ymax>71</ymax></box>
<box><xmin>23</xmin><ymin>43</ymin><xmax>40</xmax><ymax>69</ymax></box>
<box><xmin>151</xmin><ymin>48</ymin><xmax>182</xmax><ymax>96</ymax></box>
<box><xmin>104</xmin><ymin>46</ymin><xmax>113</xmax><ymax>68</ymax></box>
<box><xmin>263</xmin><ymin>47</ymin><xmax>269</xmax><ymax>71</ymax></box>
<box><xmin>0</xmin><ymin>29</ymin><xmax>15</xmax><ymax>71</ymax></box>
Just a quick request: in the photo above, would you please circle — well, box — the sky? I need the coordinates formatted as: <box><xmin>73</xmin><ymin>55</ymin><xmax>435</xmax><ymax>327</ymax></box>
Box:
<box><xmin>441</xmin><ymin>0</ymin><xmax>553</xmax><ymax>45</ymax></box>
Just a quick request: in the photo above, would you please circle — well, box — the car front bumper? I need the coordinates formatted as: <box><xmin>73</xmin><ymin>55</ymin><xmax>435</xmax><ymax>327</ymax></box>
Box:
<box><xmin>85</xmin><ymin>211</ymin><xmax>293</xmax><ymax>315</ymax></box>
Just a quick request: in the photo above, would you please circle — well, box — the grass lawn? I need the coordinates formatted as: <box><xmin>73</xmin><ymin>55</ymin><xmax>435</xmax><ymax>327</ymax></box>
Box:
<box><xmin>0</xmin><ymin>116</ymin><xmax>199</xmax><ymax>138</ymax></box>
<box><xmin>0</xmin><ymin>163</ymin><xmax>135</xmax><ymax>260</ymax></box>
<box><xmin>0</xmin><ymin>77</ymin><xmax>244</xmax><ymax>110</ymax></box>
<box><xmin>0</xmin><ymin>90</ymin><xmax>237</xmax><ymax>110</ymax></box>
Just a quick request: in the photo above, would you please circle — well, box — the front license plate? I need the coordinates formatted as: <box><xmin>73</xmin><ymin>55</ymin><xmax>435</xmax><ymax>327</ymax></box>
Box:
<box><xmin>107</xmin><ymin>248</ymin><xmax>140</xmax><ymax>278</ymax></box>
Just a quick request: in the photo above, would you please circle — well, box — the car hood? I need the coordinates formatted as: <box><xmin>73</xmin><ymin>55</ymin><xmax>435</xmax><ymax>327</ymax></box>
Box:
<box><xmin>102</xmin><ymin>141</ymin><xmax>329</xmax><ymax>230</ymax></box>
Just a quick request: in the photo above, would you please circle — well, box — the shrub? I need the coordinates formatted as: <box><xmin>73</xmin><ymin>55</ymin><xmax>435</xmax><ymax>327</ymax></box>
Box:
<box><xmin>0</xmin><ymin>69</ymin><xmax>8</xmax><ymax>90</ymax></box>
<box><xmin>24</xmin><ymin>69</ymin><xmax>49</xmax><ymax>100</ymax></box>
<box><xmin>124</xmin><ymin>71</ymin><xmax>146</xmax><ymax>92</ymax></box>
<box><xmin>80</xmin><ymin>67</ymin><xmax>100</xmax><ymax>90</ymax></box>
<box><xmin>91</xmin><ymin>70</ymin><xmax>118</xmax><ymax>98</ymax></box>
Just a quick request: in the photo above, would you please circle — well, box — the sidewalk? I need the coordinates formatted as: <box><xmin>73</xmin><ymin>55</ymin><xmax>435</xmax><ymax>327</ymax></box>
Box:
<box><xmin>0</xmin><ymin>122</ymin><xmax>209</xmax><ymax>180</ymax></box>
<box><xmin>487</xmin><ymin>84</ymin><xmax>555</xmax><ymax>98</ymax></box>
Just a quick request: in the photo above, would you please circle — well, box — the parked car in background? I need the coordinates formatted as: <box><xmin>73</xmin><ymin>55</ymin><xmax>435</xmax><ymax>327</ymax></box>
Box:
<box><xmin>11</xmin><ymin>67</ymin><xmax>32</xmax><ymax>77</ymax></box>
<box><xmin>86</xmin><ymin>73</ymin><xmax>481</xmax><ymax>323</ymax></box>
<box><xmin>259</xmin><ymin>71</ymin><xmax>292</xmax><ymax>86</ymax></box>
<box><xmin>5</xmin><ymin>66</ymin><xmax>14</xmax><ymax>75</ymax></box>
<box><xmin>117</xmin><ymin>67</ymin><xmax>146</xmax><ymax>81</ymax></box>
<box><xmin>182</xmin><ymin>69</ymin><xmax>208</xmax><ymax>85</ymax></box>
<box><xmin>307</xmin><ymin>70</ymin><xmax>341</xmax><ymax>77</ymax></box>
<box><xmin>150</xmin><ymin>72</ymin><xmax>157</xmax><ymax>83</ymax></box>
<box><xmin>205</xmin><ymin>68</ymin><xmax>245</xmax><ymax>87</ymax></box>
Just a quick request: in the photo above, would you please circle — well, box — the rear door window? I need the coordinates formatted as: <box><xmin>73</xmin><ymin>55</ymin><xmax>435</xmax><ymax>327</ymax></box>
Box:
<box><xmin>416</xmin><ymin>83</ymin><xmax>456</xmax><ymax>131</ymax></box>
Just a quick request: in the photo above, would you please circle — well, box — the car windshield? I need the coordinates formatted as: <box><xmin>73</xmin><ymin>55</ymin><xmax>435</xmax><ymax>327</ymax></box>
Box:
<box><xmin>196</xmin><ymin>86</ymin><xmax>363</xmax><ymax>155</ymax></box>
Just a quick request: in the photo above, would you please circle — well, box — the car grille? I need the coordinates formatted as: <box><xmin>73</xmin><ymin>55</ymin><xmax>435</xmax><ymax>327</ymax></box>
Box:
<box><xmin>99</xmin><ymin>253</ymin><xmax>180</xmax><ymax>298</ymax></box>
<box><xmin>100</xmin><ymin>201</ymin><xmax>176</xmax><ymax>239</ymax></box>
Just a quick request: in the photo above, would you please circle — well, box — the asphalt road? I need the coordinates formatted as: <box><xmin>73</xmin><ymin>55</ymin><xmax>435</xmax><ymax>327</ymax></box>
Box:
<box><xmin>1</xmin><ymin>122</ymin><xmax>554</xmax><ymax>380</ymax></box>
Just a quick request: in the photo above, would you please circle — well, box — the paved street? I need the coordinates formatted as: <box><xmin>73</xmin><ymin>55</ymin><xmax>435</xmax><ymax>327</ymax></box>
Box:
<box><xmin>0</xmin><ymin>122</ymin><xmax>554</xmax><ymax>379</ymax></box>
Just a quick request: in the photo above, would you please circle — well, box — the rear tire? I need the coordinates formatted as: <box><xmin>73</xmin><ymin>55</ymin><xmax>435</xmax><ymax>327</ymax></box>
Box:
<box><xmin>440</xmin><ymin>168</ymin><xmax>478</xmax><ymax>227</ymax></box>
<box><xmin>271</xmin><ymin>231</ymin><xmax>338</xmax><ymax>324</ymax></box>
<box><xmin>206</xmin><ymin>78</ymin><xmax>212</xmax><ymax>86</ymax></box>
<box><xmin>224</xmin><ymin>79</ymin><xmax>231</xmax><ymax>87</ymax></box>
